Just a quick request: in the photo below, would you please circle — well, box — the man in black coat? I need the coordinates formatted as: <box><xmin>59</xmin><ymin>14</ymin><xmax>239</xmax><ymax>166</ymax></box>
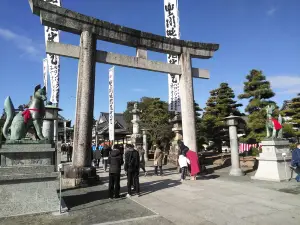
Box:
<box><xmin>124</xmin><ymin>144</ymin><xmax>140</xmax><ymax>197</ymax></box>
<box><xmin>108</xmin><ymin>146</ymin><xmax>124</xmax><ymax>198</ymax></box>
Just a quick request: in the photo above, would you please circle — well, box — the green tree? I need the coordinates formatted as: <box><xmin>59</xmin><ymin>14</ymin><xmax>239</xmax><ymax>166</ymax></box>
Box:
<box><xmin>123</xmin><ymin>97</ymin><xmax>173</xmax><ymax>147</ymax></box>
<box><xmin>238</xmin><ymin>69</ymin><xmax>276</xmax><ymax>143</ymax></box>
<box><xmin>194</xmin><ymin>101</ymin><xmax>206</xmax><ymax>150</ymax></box>
<box><xmin>281</xmin><ymin>94</ymin><xmax>300</xmax><ymax>142</ymax></box>
<box><xmin>202</xmin><ymin>83</ymin><xmax>242</xmax><ymax>150</ymax></box>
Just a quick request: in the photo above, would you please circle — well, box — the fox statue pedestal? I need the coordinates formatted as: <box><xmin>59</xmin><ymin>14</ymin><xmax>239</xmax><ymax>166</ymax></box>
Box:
<box><xmin>252</xmin><ymin>139</ymin><xmax>292</xmax><ymax>182</ymax></box>
<box><xmin>0</xmin><ymin>141</ymin><xmax>60</xmax><ymax>218</ymax></box>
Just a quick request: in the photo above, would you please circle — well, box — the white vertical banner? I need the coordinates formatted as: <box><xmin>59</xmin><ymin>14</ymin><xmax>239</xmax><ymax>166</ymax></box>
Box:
<box><xmin>108</xmin><ymin>67</ymin><xmax>115</xmax><ymax>141</ymax></box>
<box><xmin>43</xmin><ymin>58</ymin><xmax>48</xmax><ymax>94</ymax></box>
<box><xmin>164</xmin><ymin>0</ymin><xmax>181</xmax><ymax>112</ymax></box>
<box><xmin>44</xmin><ymin>0</ymin><xmax>61</xmax><ymax>106</ymax></box>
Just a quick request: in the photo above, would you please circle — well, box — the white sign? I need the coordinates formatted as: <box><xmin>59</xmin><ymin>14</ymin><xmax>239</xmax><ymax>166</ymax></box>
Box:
<box><xmin>164</xmin><ymin>0</ymin><xmax>181</xmax><ymax>112</ymax></box>
<box><xmin>44</xmin><ymin>0</ymin><xmax>61</xmax><ymax>106</ymax></box>
<box><xmin>108</xmin><ymin>67</ymin><xmax>115</xmax><ymax>141</ymax></box>
<box><xmin>43</xmin><ymin>58</ymin><xmax>48</xmax><ymax>94</ymax></box>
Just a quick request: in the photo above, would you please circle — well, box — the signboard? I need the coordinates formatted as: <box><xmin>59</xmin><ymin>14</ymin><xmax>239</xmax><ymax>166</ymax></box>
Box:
<box><xmin>108</xmin><ymin>67</ymin><xmax>115</xmax><ymax>141</ymax></box>
<box><xmin>43</xmin><ymin>58</ymin><xmax>48</xmax><ymax>94</ymax></box>
<box><xmin>44</xmin><ymin>0</ymin><xmax>61</xmax><ymax>106</ymax></box>
<box><xmin>164</xmin><ymin>0</ymin><xmax>181</xmax><ymax>112</ymax></box>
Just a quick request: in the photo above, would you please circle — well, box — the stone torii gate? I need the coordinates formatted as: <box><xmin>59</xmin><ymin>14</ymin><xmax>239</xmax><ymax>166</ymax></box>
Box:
<box><xmin>28</xmin><ymin>0</ymin><xmax>219</xmax><ymax>182</ymax></box>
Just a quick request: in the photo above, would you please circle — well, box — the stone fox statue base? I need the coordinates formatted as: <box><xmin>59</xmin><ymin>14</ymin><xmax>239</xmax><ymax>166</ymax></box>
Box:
<box><xmin>2</xmin><ymin>85</ymin><xmax>47</xmax><ymax>140</ymax></box>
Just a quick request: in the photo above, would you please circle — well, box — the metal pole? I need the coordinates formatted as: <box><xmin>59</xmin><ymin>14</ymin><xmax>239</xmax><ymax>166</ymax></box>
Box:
<box><xmin>59</xmin><ymin>171</ymin><xmax>62</xmax><ymax>214</ymax></box>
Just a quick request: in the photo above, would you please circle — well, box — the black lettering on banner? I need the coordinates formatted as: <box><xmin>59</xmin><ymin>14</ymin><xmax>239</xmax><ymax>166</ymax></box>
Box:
<box><xmin>170</xmin><ymin>74</ymin><xmax>177</xmax><ymax>83</ymax></box>
<box><xmin>166</xmin><ymin>27</ymin><xmax>177</xmax><ymax>37</ymax></box>
<box><xmin>166</xmin><ymin>15</ymin><xmax>176</xmax><ymax>28</ymax></box>
<box><xmin>48</xmin><ymin>31</ymin><xmax>58</xmax><ymax>42</ymax></box>
<box><xmin>165</xmin><ymin>3</ymin><xmax>174</xmax><ymax>16</ymax></box>
<box><xmin>168</xmin><ymin>58</ymin><xmax>178</xmax><ymax>64</ymax></box>
<box><xmin>50</xmin><ymin>54</ymin><xmax>58</xmax><ymax>65</ymax></box>
<box><xmin>45</xmin><ymin>0</ymin><xmax>58</xmax><ymax>4</ymax></box>
<box><xmin>46</xmin><ymin>27</ymin><xmax>58</xmax><ymax>32</ymax></box>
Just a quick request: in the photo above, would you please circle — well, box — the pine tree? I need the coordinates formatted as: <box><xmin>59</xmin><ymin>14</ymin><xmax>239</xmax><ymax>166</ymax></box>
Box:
<box><xmin>202</xmin><ymin>83</ymin><xmax>242</xmax><ymax>150</ymax></box>
<box><xmin>194</xmin><ymin>101</ymin><xmax>205</xmax><ymax>150</ymax></box>
<box><xmin>281</xmin><ymin>93</ymin><xmax>300</xmax><ymax>142</ymax></box>
<box><xmin>238</xmin><ymin>69</ymin><xmax>276</xmax><ymax>142</ymax></box>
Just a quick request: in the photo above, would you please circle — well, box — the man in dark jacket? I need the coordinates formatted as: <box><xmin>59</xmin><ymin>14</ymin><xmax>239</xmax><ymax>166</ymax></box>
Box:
<box><xmin>291</xmin><ymin>143</ymin><xmax>300</xmax><ymax>182</ymax></box>
<box><xmin>108</xmin><ymin>146</ymin><xmax>124</xmax><ymax>198</ymax></box>
<box><xmin>124</xmin><ymin>144</ymin><xmax>140</xmax><ymax>197</ymax></box>
<box><xmin>102</xmin><ymin>144</ymin><xmax>111</xmax><ymax>172</ymax></box>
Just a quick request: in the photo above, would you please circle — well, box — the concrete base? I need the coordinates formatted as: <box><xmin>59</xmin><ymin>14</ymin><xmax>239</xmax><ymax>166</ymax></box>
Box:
<box><xmin>252</xmin><ymin>139</ymin><xmax>293</xmax><ymax>182</ymax></box>
<box><xmin>229</xmin><ymin>167</ymin><xmax>245</xmax><ymax>176</ymax></box>
<box><xmin>63</xmin><ymin>165</ymin><xmax>99</xmax><ymax>187</ymax></box>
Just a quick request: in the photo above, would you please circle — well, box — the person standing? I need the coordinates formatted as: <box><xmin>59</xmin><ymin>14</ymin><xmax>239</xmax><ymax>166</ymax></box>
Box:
<box><xmin>154</xmin><ymin>142</ymin><xmax>164</xmax><ymax>176</ymax></box>
<box><xmin>137</xmin><ymin>146</ymin><xmax>147</xmax><ymax>176</ymax></box>
<box><xmin>186</xmin><ymin>149</ymin><xmax>200</xmax><ymax>181</ymax></box>
<box><xmin>124</xmin><ymin>144</ymin><xmax>140</xmax><ymax>197</ymax></box>
<box><xmin>108</xmin><ymin>146</ymin><xmax>123</xmax><ymax>198</ymax></box>
<box><xmin>67</xmin><ymin>143</ymin><xmax>73</xmax><ymax>162</ymax></box>
<box><xmin>102</xmin><ymin>144</ymin><xmax>111</xmax><ymax>172</ymax></box>
<box><xmin>291</xmin><ymin>143</ymin><xmax>300</xmax><ymax>182</ymax></box>
<box><xmin>178</xmin><ymin>154</ymin><xmax>190</xmax><ymax>182</ymax></box>
<box><xmin>94</xmin><ymin>145</ymin><xmax>102</xmax><ymax>168</ymax></box>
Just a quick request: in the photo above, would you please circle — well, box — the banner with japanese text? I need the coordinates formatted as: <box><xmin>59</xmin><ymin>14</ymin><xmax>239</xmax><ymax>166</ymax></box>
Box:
<box><xmin>164</xmin><ymin>0</ymin><xmax>181</xmax><ymax>112</ymax></box>
<box><xmin>43</xmin><ymin>58</ymin><xmax>48</xmax><ymax>94</ymax></box>
<box><xmin>44</xmin><ymin>0</ymin><xmax>61</xmax><ymax>106</ymax></box>
<box><xmin>108</xmin><ymin>67</ymin><xmax>115</xmax><ymax>141</ymax></box>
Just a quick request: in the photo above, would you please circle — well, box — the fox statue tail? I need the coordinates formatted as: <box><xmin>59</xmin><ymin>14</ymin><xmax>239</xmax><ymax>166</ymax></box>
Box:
<box><xmin>2</xmin><ymin>96</ymin><xmax>15</xmax><ymax>139</ymax></box>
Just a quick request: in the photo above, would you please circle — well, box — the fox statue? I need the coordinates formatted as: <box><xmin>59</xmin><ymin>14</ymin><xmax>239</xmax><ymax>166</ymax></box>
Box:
<box><xmin>2</xmin><ymin>84</ymin><xmax>47</xmax><ymax>140</ymax></box>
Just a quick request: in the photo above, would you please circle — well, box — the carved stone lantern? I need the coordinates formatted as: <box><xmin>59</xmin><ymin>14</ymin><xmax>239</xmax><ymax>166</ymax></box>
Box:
<box><xmin>225</xmin><ymin>114</ymin><xmax>244</xmax><ymax>176</ymax></box>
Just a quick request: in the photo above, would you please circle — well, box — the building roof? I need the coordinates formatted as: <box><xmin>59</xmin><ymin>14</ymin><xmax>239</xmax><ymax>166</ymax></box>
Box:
<box><xmin>96</xmin><ymin>112</ymin><xmax>130</xmax><ymax>135</ymax></box>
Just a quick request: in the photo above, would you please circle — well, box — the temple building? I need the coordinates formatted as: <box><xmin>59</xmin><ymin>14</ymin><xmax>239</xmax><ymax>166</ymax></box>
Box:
<box><xmin>93</xmin><ymin>112</ymin><xmax>131</xmax><ymax>145</ymax></box>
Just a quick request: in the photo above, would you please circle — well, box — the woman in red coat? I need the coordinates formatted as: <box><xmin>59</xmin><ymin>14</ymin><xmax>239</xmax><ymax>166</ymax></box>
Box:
<box><xmin>186</xmin><ymin>150</ymin><xmax>200</xmax><ymax>180</ymax></box>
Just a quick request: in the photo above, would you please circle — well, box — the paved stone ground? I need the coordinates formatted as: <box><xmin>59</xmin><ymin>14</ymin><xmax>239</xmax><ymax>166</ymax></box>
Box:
<box><xmin>99</xmin><ymin>162</ymin><xmax>300</xmax><ymax>225</ymax></box>
<box><xmin>2</xmin><ymin>156</ymin><xmax>300</xmax><ymax>225</ymax></box>
<box><xmin>0</xmin><ymin>183</ymin><xmax>173</xmax><ymax>225</ymax></box>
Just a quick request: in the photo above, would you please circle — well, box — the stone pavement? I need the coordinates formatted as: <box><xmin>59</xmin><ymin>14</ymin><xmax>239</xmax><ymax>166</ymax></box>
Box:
<box><xmin>99</xmin><ymin>163</ymin><xmax>300</xmax><ymax>225</ymax></box>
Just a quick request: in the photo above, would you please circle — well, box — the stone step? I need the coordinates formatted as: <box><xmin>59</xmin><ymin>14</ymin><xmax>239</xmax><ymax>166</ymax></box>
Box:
<box><xmin>0</xmin><ymin>165</ymin><xmax>55</xmax><ymax>175</ymax></box>
<box><xmin>0</xmin><ymin>172</ymin><xmax>59</xmax><ymax>182</ymax></box>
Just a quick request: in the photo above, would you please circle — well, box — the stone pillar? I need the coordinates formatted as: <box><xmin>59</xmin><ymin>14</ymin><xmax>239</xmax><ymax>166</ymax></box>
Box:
<box><xmin>130</xmin><ymin>103</ymin><xmax>143</xmax><ymax>148</ymax></box>
<box><xmin>53</xmin><ymin>120</ymin><xmax>58</xmax><ymax>144</ymax></box>
<box><xmin>42</xmin><ymin>120</ymin><xmax>54</xmax><ymax>141</ymax></box>
<box><xmin>179</xmin><ymin>48</ymin><xmax>197</xmax><ymax>152</ymax></box>
<box><xmin>64</xmin><ymin>121</ymin><xmax>67</xmax><ymax>143</ymax></box>
<box><xmin>225</xmin><ymin>114</ymin><xmax>244</xmax><ymax>176</ymax></box>
<box><xmin>72</xmin><ymin>30</ymin><xmax>96</xmax><ymax>168</ymax></box>
<box><xmin>169</xmin><ymin>113</ymin><xmax>183</xmax><ymax>166</ymax></box>
<box><xmin>141</xmin><ymin>129</ymin><xmax>149</xmax><ymax>161</ymax></box>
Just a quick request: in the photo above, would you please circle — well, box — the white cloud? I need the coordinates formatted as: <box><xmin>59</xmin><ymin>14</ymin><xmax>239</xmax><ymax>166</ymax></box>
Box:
<box><xmin>266</xmin><ymin>7</ymin><xmax>277</xmax><ymax>16</ymax></box>
<box><xmin>131</xmin><ymin>88</ymin><xmax>147</xmax><ymax>92</ymax></box>
<box><xmin>268</xmin><ymin>75</ymin><xmax>300</xmax><ymax>88</ymax></box>
<box><xmin>0</xmin><ymin>27</ymin><xmax>44</xmax><ymax>61</ymax></box>
<box><xmin>268</xmin><ymin>75</ymin><xmax>300</xmax><ymax>95</ymax></box>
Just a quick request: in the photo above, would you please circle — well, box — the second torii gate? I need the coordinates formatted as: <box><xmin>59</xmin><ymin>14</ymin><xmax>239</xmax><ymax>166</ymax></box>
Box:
<box><xmin>28</xmin><ymin>0</ymin><xmax>219</xmax><ymax>182</ymax></box>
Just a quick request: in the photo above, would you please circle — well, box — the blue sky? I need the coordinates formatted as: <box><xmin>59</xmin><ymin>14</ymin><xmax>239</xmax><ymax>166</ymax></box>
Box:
<box><xmin>0</xmin><ymin>0</ymin><xmax>299</xmax><ymax>123</ymax></box>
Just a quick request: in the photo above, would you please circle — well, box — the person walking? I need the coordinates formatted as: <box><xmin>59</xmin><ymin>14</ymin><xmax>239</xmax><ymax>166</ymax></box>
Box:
<box><xmin>108</xmin><ymin>145</ymin><xmax>124</xmax><ymax>198</ymax></box>
<box><xmin>178</xmin><ymin>154</ymin><xmax>190</xmax><ymax>182</ymax></box>
<box><xmin>154</xmin><ymin>142</ymin><xmax>164</xmax><ymax>176</ymax></box>
<box><xmin>102</xmin><ymin>144</ymin><xmax>111</xmax><ymax>172</ymax></box>
<box><xmin>137</xmin><ymin>146</ymin><xmax>147</xmax><ymax>176</ymax></box>
<box><xmin>94</xmin><ymin>145</ymin><xmax>102</xmax><ymax>168</ymax></box>
<box><xmin>124</xmin><ymin>144</ymin><xmax>140</xmax><ymax>197</ymax></box>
